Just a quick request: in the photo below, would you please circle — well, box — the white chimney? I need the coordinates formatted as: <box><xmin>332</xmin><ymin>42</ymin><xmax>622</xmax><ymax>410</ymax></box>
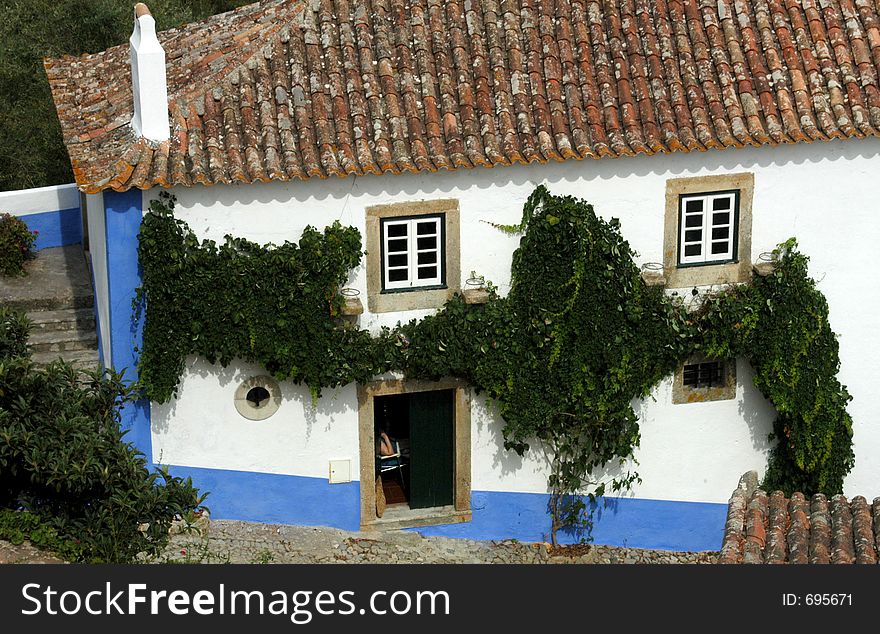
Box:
<box><xmin>129</xmin><ymin>3</ymin><xmax>169</xmax><ymax>142</ymax></box>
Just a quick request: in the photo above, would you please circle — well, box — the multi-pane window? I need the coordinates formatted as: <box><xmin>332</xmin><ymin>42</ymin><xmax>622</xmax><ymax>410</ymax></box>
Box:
<box><xmin>381</xmin><ymin>215</ymin><xmax>444</xmax><ymax>291</ymax></box>
<box><xmin>678</xmin><ymin>191</ymin><xmax>738</xmax><ymax>265</ymax></box>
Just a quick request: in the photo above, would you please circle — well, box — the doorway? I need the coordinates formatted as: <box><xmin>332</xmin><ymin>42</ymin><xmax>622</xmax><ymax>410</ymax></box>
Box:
<box><xmin>358</xmin><ymin>378</ymin><xmax>472</xmax><ymax>530</ymax></box>
<box><xmin>375</xmin><ymin>390</ymin><xmax>455</xmax><ymax>510</ymax></box>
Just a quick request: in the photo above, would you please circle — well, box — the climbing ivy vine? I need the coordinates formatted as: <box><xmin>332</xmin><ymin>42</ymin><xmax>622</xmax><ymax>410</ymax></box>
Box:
<box><xmin>138</xmin><ymin>187</ymin><xmax>855</xmax><ymax>542</ymax></box>
<box><xmin>137</xmin><ymin>191</ymin><xmax>397</xmax><ymax>403</ymax></box>
<box><xmin>695</xmin><ymin>239</ymin><xmax>854</xmax><ymax>495</ymax></box>
<box><xmin>396</xmin><ymin>187</ymin><xmax>692</xmax><ymax>542</ymax></box>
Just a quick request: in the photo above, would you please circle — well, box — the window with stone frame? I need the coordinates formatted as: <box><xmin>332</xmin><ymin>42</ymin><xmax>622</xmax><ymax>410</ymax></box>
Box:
<box><xmin>663</xmin><ymin>173</ymin><xmax>754</xmax><ymax>289</ymax></box>
<box><xmin>677</xmin><ymin>190</ymin><xmax>739</xmax><ymax>266</ymax></box>
<box><xmin>366</xmin><ymin>199</ymin><xmax>460</xmax><ymax>314</ymax></box>
<box><xmin>380</xmin><ymin>215</ymin><xmax>445</xmax><ymax>292</ymax></box>
<box><xmin>672</xmin><ymin>356</ymin><xmax>736</xmax><ymax>404</ymax></box>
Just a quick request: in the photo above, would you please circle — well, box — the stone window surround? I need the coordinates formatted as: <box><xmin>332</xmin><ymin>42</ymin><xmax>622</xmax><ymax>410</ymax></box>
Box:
<box><xmin>233</xmin><ymin>375</ymin><xmax>282</xmax><ymax>421</ymax></box>
<box><xmin>357</xmin><ymin>377</ymin><xmax>472</xmax><ymax>531</ymax></box>
<box><xmin>672</xmin><ymin>355</ymin><xmax>737</xmax><ymax>404</ymax></box>
<box><xmin>663</xmin><ymin>173</ymin><xmax>754</xmax><ymax>289</ymax></box>
<box><xmin>366</xmin><ymin>199</ymin><xmax>461</xmax><ymax>314</ymax></box>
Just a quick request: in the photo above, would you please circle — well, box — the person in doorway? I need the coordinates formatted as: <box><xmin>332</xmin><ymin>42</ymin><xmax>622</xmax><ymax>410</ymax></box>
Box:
<box><xmin>375</xmin><ymin>420</ymin><xmax>396</xmax><ymax>518</ymax></box>
<box><xmin>377</xmin><ymin>421</ymin><xmax>396</xmax><ymax>457</ymax></box>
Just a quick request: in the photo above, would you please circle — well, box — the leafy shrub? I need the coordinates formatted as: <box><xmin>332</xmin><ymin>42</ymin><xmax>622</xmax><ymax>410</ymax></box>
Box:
<box><xmin>0</xmin><ymin>352</ymin><xmax>206</xmax><ymax>562</ymax></box>
<box><xmin>0</xmin><ymin>213</ymin><xmax>37</xmax><ymax>276</ymax></box>
<box><xmin>0</xmin><ymin>508</ymin><xmax>84</xmax><ymax>561</ymax></box>
<box><xmin>0</xmin><ymin>308</ymin><xmax>30</xmax><ymax>358</ymax></box>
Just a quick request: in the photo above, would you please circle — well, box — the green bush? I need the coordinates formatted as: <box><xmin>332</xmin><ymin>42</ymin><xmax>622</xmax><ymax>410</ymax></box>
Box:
<box><xmin>0</xmin><ymin>213</ymin><xmax>37</xmax><ymax>276</ymax></box>
<box><xmin>0</xmin><ymin>328</ymin><xmax>206</xmax><ymax>562</ymax></box>
<box><xmin>0</xmin><ymin>308</ymin><xmax>30</xmax><ymax>358</ymax></box>
<box><xmin>0</xmin><ymin>508</ymin><xmax>84</xmax><ymax>561</ymax></box>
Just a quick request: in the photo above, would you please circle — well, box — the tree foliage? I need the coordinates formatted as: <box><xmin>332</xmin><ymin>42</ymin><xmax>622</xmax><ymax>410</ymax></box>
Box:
<box><xmin>0</xmin><ymin>308</ymin><xmax>206</xmax><ymax>562</ymax></box>
<box><xmin>0</xmin><ymin>0</ymin><xmax>252</xmax><ymax>191</ymax></box>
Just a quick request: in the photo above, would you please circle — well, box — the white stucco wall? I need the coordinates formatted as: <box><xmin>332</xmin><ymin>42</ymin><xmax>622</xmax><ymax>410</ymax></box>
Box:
<box><xmin>147</xmin><ymin>137</ymin><xmax>880</xmax><ymax>503</ymax></box>
<box><xmin>84</xmin><ymin>193</ymin><xmax>111</xmax><ymax>364</ymax></box>
<box><xmin>0</xmin><ymin>183</ymin><xmax>79</xmax><ymax>216</ymax></box>
<box><xmin>151</xmin><ymin>357</ymin><xmax>358</xmax><ymax>477</ymax></box>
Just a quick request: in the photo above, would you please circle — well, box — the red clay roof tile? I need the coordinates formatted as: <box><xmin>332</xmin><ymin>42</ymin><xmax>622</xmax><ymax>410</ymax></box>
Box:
<box><xmin>44</xmin><ymin>0</ymin><xmax>880</xmax><ymax>193</ymax></box>
<box><xmin>720</xmin><ymin>472</ymin><xmax>880</xmax><ymax>564</ymax></box>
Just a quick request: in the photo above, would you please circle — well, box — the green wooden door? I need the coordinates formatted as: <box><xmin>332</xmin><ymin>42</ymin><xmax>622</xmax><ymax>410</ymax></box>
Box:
<box><xmin>408</xmin><ymin>390</ymin><xmax>455</xmax><ymax>509</ymax></box>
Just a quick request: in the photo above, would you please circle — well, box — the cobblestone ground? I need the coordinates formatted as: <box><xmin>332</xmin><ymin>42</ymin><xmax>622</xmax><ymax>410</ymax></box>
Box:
<box><xmin>154</xmin><ymin>519</ymin><xmax>719</xmax><ymax>565</ymax></box>
<box><xmin>1</xmin><ymin>520</ymin><xmax>719</xmax><ymax>564</ymax></box>
<box><xmin>0</xmin><ymin>540</ymin><xmax>65</xmax><ymax>564</ymax></box>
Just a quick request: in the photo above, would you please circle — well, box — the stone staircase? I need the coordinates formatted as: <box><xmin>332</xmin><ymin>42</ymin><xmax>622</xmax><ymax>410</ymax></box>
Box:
<box><xmin>27</xmin><ymin>308</ymin><xmax>99</xmax><ymax>368</ymax></box>
<box><xmin>0</xmin><ymin>246</ymin><xmax>100</xmax><ymax>369</ymax></box>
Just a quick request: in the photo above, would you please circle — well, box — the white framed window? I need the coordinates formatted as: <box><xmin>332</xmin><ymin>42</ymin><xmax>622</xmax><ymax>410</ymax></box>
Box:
<box><xmin>381</xmin><ymin>215</ymin><xmax>445</xmax><ymax>291</ymax></box>
<box><xmin>678</xmin><ymin>191</ymin><xmax>739</xmax><ymax>265</ymax></box>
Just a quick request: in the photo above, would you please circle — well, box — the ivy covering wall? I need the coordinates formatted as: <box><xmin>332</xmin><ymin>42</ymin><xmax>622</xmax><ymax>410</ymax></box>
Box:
<box><xmin>138</xmin><ymin>192</ymin><xmax>396</xmax><ymax>402</ymax></box>
<box><xmin>696</xmin><ymin>239</ymin><xmax>854</xmax><ymax>494</ymax></box>
<box><xmin>138</xmin><ymin>187</ymin><xmax>855</xmax><ymax>522</ymax></box>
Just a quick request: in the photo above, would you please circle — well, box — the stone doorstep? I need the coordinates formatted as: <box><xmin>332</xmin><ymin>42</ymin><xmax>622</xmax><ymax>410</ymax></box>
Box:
<box><xmin>362</xmin><ymin>505</ymin><xmax>472</xmax><ymax>532</ymax></box>
<box><xmin>28</xmin><ymin>329</ymin><xmax>98</xmax><ymax>353</ymax></box>
<box><xmin>26</xmin><ymin>308</ymin><xmax>96</xmax><ymax>332</ymax></box>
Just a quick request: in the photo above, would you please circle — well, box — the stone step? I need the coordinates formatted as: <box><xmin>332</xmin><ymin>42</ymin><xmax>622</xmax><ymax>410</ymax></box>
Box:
<box><xmin>26</xmin><ymin>308</ymin><xmax>96</xmax><ymax>333</ymax></box>
<box><xmin>0</xmin><ymin>246</ymin><xmax>94</xmax><ymax>313</ymax></box>
<box><xmin>31</xmin><ymin>348</ymin><xmax>100</xmax><ymax>369</ymax></box>
<box><xmin>4</xmin><ymin>293</ymin><xmax>95</xmax><ymax>312</ymax></box>
<box><xmin>28</xmin><ymin>329</ymin><xmax>98</xmax><ymax>354</ymax></box>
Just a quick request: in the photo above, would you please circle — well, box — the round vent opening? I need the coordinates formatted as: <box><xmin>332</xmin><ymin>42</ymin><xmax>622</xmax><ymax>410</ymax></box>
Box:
<box><xmin>234</xmin><ymin>376</ymin><xmax>281</xmax><ymax>420</ymax></box>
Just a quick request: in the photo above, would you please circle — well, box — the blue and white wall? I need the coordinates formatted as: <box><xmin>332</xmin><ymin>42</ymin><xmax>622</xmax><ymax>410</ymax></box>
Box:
<box><xmin>99</xmin><ymin>190</ymin><xmax>152</xmax><ymax>455</ymax></box>
<box><xmin>0</xmin><ymin>183</ymin><xmax>82</xmax><ymax>250</ymax></box>
<box><xmin>101</xmin><ymin>137</ymin><xmax>880</xmax><ymax>551</ymax></box>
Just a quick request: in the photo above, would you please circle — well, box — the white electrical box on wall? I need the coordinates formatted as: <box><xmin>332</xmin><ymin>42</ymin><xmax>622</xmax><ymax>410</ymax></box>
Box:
<box><xmin>328</xmin><ymin>460</ymin><xmax>351</xmax><ymax>484</ymax></box>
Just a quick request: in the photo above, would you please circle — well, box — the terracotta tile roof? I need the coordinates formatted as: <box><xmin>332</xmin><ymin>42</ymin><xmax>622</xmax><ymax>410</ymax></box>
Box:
<box><xmin>719</xmin><ymin>471</ymin><xmax>880</xmax><ymax>564</ymax></box>
<box><xmin>45</xmin><ymin>0</ymin><xmax>880</xmax><ymax>193</ymax></box>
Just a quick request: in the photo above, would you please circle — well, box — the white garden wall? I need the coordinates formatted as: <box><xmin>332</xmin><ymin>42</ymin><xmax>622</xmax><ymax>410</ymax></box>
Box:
<box><xmin>0</xmin><ymin>183</ymin><xmax>79</xmax><ymax>216</ymax></box>
<box><xmin>0</xmin><ymin>183</ymin><xmax>82</xmax><ymax>251</ymax></box>
<box><xmin>147</xmin><ymin>137</ymin><xmax>880</xmax><ymax>503</ymax></box>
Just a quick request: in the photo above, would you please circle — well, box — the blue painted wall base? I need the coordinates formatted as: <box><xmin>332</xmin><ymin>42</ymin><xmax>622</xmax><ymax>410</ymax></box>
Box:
<box><xmin>166</xmin><ymin>465</ymin><xmax>362</xmax><ymax>532</ymax></box>
<box><xmin>19</xmin><ymin>208</ymin><xmax>82</xmax><ymax>250</ymax></box>
<box><xmin>158</xmin><ymin>463</ymin><xmax>725</xmax><ymax>551</ymax></box>
<box><xmin>104</xmin><ymin>190</ymin><xmax>152</xmax><ymax>463</ymax></box>
<box><xmin>416</xmin><ymin>491</ymin><xmax>726</xmax><ymax>552</ymax></box>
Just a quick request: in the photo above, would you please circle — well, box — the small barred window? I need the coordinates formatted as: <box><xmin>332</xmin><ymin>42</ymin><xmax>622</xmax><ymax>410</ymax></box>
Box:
<box><xmin>682</xmin><ymin>361</ymin><xmax>725</xmax><ymax>388</ymax></box>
